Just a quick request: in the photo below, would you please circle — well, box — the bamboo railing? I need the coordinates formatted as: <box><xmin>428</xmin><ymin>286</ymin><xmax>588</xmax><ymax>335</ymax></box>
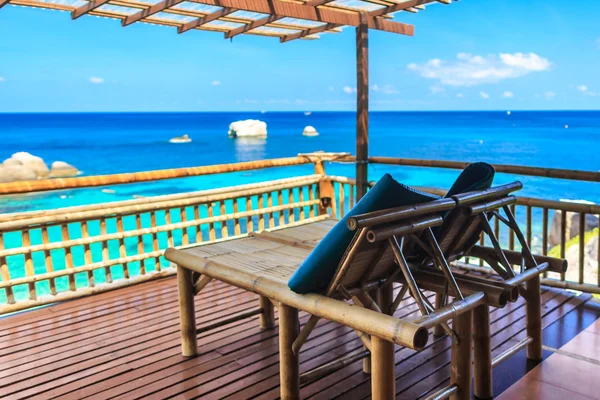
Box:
<box><xmin>0</xmin><ymin>174</ymin><xmax>324</xmax><ymax>314</ymax></box>
<box><xmin>1</xmin><ymin>153</ymin><xmax>599</xmax><ymax>314</ymax></box>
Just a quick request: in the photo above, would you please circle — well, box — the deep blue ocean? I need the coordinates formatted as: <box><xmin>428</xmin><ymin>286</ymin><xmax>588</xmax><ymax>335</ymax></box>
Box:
<box><xmin>1</xmin><ymin>111</ymin><xmax>599</xmax><ymax>213</ymax></box>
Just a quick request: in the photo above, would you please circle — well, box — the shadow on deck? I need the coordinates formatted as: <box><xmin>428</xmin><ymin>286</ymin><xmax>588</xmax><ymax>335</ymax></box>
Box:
<box><xmin>0</xmin><ymin>276</ymin><xmax>598</xmax><ymax>399</ymax></box>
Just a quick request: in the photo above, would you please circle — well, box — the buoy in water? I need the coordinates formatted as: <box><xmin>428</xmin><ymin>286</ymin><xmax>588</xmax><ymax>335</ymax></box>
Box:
<box><xmin>565</xmin><ymin>125</ymin><xmax>569</xmax><ymax>129</ymax></box>
<box><xmin>507</xmin><ymin>110</ymin><xmax>511</xmax><ymax>115</ymax></box>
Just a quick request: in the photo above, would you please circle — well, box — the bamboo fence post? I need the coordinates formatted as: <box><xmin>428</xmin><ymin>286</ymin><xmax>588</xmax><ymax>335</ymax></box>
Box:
<box><xmin>81</xmin><ymin>221</ymin><xmax>94</xmax><ymax>287</ymax></box>
<box><xmin>339</xmin><ymin>183</ymin><xmax>345</xmax><ymax>219</ymax></box>
<box><xmin>0</xmin><ymin>234</ymin><xmax>15</xmax><ymax>303</ymax></box>
<box><xmin>451</xmin><ymin>309</ymin><xmax>472</xmax><ymax>400</ymax></box>
<box><xmin>194</xmin><ymin>205</ymin><xmax>202</xmax><ymax>243</ymax></box>
<box><xmin>135</xmin><ymin>214</ymin><xmax>146</xmax><ymax>275</ymax></box>
<box><xmin>246</xmin><ymin>197</ymin><xmax>253</xmax><ymax>233</ymax></box>
<box><xmin>21</xmin><ymin>230</ymin><xmax>37</xmax><ymax>300</ymax></box>
<box><xmin>560</xmin><ymin>210</ymin><xmax>566</xmax><ymax>281</ymax></box>
<box><xmin>233</xmin><ymin>199</ymin><xmax>241</xmax><ymax>235</ymax></box>
<box><xmin>542</xmin><ymin>208</ymin><xmax>548</xmax><ymax>278</ymax></box>
<box><xmin>218</xmin><ymin>201</ymin><xmax>227</xmax><ymax>238</ymax></box>
<box><xmin>288</xmin><ymin>189</ymin><xmax>295</xmax><ymax>224</ymax></box>
<box><xmin>116</xmin><ymin>216</ymin><xmax>129</xmax><ymax>279</ymax></box>
<box><xmin>258</xmin><ymin>195</ymin><xmax>265</xmax><ymax>231</ymax></box>
<box><xmin>268</xmin><ymin>193</ymin><xmax>275</xmax><ymax>228</ymax></box>
<box><xmin>279</xmin><ymin>303</ymin><xmax>300</xmax><ymax>400</ymax></box>
<box><xmin>100</xmin><ymin>218</ymin><xmax>112</xmax><ymax>282</ymax></box>
<box><xmin>61</xmin><ymin>224</ymin><xmax>76</xmax><ymax>291</ymax></box>
<box><xmin>177</xmin><ymin>265</ymin><xmax>198</xmax><ymax>357</ymax></box>
<box><xmin>473</xmin><ymin>304</ymin><xmax>492</xmax><ymax>400</ymax></box>
<box><xmin>164</xmin><ymin>210</ymin><xmax>175</xmax><ymax>248</ymax></box>
<box><xmin>313</xmin><ymin>159</ymin><xmax>325</xmax><ymax>175</ymax></box>
<box><xmin>526</xmin><ymin>206</ymin><xmax>532</xmax><ymax>246</ymax></box>
<box><xmin>309</xmin><ymin>185</ymin><xmax>316</xmax><ymax>218</ymax></box>
<box><xmin>208</xmin><ymin>203</ymin><xmax>216</xmax><ymax>240</ymax></box>
<box><xmin>579</xmin><ymin>213</ymin><xmax>585</xmax><ymax>284</ymax></box>
<box><xmin>433</xmin><ymin>293</ymin><xmax>445</xmax><ymax>337</ymax></box>
<box><xmin>180</xmin><ymin>207</ymin><xmax>189</xmax><ymax>246</ymax></box>
<box><xmin>150</xmin><ymin>212</ymin><xmax>161</xmax><ymax>271</ymax></box>
<box><xmin>509</xmin><ymin>204</ymin><xmax>516</xmax><ymax>250</ymax></box>
<box><xmin>371</xmin><ymin>337</ymin><xmax>395</xmax><ymax>400</ymax></box>
<box><xmin>41</xmin><ymin>226</ymin><xmax>56</xmax><ymax>295</ymax></box>
<box><xmin>278</xmin><ymin>191</ymin><xmax>285</xmax><ymax>226</ymax></box>
<box><xmin>299</xmin><ymin>187</ymin><xmax>305</xmax><ymax>221</ymax></box>
<box><xmin>526</xmin><ymin>274</ymin><xmax>543</xmax><ymax>360</ymax></box>
<box><xmin>259</xmin><ymin>295</ymin><xmax>275</xmax><ymax>329</ymax></box>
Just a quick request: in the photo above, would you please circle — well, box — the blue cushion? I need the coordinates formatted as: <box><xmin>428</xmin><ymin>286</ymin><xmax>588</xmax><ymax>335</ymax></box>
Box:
<box><xmin>288</xmin><ymin>174</ymin><xmax>440</xmax><ymax>294</ymax></box>
<box><xmin>445</xmin><ymin>162</ymin><xmax>495</xmax><ymax>198</ymax></box>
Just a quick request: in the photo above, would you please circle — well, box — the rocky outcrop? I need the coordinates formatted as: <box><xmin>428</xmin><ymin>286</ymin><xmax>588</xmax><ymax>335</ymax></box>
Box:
<box><xmin>228</xmin><ymin>120</ymin><xmax>267</xmax><ymax>138</ymax></box>
<box><xmin>0</xmin><ymin>152</ymin><xmax>79</xmax><ymax>183</ymax></box>
<box><xmin>563</xmin><ymin>234</ymin><xmax>598</xmax><ymax>285</ymax></box>
<box><xmin>549</xmin><ymin>202</ymin><xmax>599</xmax><ymax>246</ymax></box>
<box><xmin>302</xmin><ymin>126</ymin><xmax>319</xmax><ymax>137</ymax></box>
<box><xmin>50</xmin><ymin>161</ymin><xmax>79</xmax><ymax>178</ymax></box>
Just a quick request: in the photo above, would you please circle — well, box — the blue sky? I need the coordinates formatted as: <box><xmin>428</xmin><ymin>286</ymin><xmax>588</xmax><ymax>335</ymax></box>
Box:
<box><xmin>0</xmin><ymin>0</ymin><xmax>599</xmax><ymax>112</ymax></box>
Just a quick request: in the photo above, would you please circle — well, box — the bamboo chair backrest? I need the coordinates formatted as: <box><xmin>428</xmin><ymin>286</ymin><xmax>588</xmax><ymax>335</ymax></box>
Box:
<box><xmin>435</xmin><ymin>182</ymin><xmax>523</xmax><ymax>263</ymax></box>
<box><xmin>333</xmin><ymin>198</ymin><xmax>457</xmax><ymax>292</ymax></box>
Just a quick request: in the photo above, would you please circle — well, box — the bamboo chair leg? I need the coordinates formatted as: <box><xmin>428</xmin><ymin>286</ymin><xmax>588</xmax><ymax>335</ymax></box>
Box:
<box><xmin>451</xmin><ymin>310</ymin><xmax>473</xmax><ymax>400</ymax></box>
<box><xmin>433</xmin><ymin>292</ymin><xmax>445</xmax><ymax>337</ymax></box>
<box><xmin>526</xmin><ymin>274</ymin><xmax>543</xmax><ymax>360</ymax></box>
<box><xmin>177</xmin><ymin>265</ymin><xmax>198</xmax><ymax>357</ymax></box>
<box><xmin>371</xmin><ymin>336</ymin><xmax>396</xmax><ymax>400</ymax></box>
<box><xmin>260</xmin><ymin>295</ymin><xmax>275</xmax><ymax>329</ymax></box>
<box><xmin>279</xmin><ymin>304</ymin><xmax>300</xmax><ymax>400</ymax></box>
<box><xmin>473</xmin><ymin>304</ymin><xmax>493</xmax><ymax>400</ymax></box>
<box><xmin>377</xmin><ymin>284</ymin><xmax>394</xmax><ymax>315</ymax></box>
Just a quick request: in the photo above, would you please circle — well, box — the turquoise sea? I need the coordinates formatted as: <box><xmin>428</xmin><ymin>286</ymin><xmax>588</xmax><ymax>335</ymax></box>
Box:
<box><xmin>0</xmin><ymin>111</ymin><xmax>599</xmax><ymax>304</ymax></box>
<box><xmin>1</xmin><ymin>111</ymin><xmax>599</xmax><ymax>214</ymax></box>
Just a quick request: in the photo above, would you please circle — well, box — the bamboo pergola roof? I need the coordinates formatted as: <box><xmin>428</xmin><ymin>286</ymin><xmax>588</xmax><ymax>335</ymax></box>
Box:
<box><xmin>0</xmin><ymin>0</ymin><xmax>454</xmax><ymax>42</ymax></box>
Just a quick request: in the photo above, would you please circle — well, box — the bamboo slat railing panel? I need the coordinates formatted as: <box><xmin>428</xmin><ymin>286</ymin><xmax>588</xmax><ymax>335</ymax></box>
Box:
<box><xmin>0</xmin><ymin>175</ymin><xmax>324</xmax><ymax>314</ymax></box>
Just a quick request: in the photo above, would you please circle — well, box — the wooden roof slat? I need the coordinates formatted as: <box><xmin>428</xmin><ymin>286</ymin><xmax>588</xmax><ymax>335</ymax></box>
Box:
<box><xmin>280</xmin><ymin>21</ymin><xmax>335</xmax><ymax>42</ymax></box>
<box><xmin>72</xmin><ymin>0</ymin><xmax>113</xmax><ymax>19</ymax></box>
<box><xmin>0</xmin><ymin>0</ymin><xmax>10</xmax><ymax>9</ymax></box>
<box><xmin>122</xmin><ymin>0</ymin><xmax>185</xmax><ymax>26</ymax></box>
<box><xmin>178</xmin><ymin>7</ymin><xmax>235</xmax><ymax>33</ymax></box>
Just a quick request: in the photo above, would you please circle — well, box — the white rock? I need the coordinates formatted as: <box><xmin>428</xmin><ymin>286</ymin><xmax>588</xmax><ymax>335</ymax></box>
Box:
<box><xmin>0</xmin><ymin>164</ymin><xmax>38</xmax><ymax>182</ymax></box>
<box><xmin>2</xmin><ymin>158</ymin><xmax>22</xmax><ymax>167</ymax></box>
<box><xmin>228</xmin><ymin>120</ymin><xmax>267</xmax><ymax>138</ymax></box>
<box><xmin>302</xmin><ymin>126</ymin><xmax>319</xmax><ymax>137</ymax></box>
<box><xmin>10</xmin><ymin>152</ymin><xmax>50</xmax><ymax>178</ymax></box>
<box><xmin>50</xmin><ymin>161</ymin><xmax>79</xmax><ymax>178</ymax></box>
<box><xmin>549</xmin><ymin>204</ymin><xmax>599</xmax><ymax>247</ymax></box>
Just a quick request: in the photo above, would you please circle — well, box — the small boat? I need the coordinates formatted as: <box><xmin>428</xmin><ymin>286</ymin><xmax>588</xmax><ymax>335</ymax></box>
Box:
<box><xmin>304</xmin><ymin>111</ymin><xmax>312</xmax><ymax>116</ymax></box>
<box><xmin>169</xmin><ymin>134</ymin><xmax>192</xmax><ymax>143</ymax></box>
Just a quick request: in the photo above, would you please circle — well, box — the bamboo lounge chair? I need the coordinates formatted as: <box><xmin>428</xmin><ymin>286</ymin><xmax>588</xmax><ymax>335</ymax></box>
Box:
<box><xmin>165</xmin><ymin>172</ymin><xmax>566</xmax><ymax>400</ymax></box>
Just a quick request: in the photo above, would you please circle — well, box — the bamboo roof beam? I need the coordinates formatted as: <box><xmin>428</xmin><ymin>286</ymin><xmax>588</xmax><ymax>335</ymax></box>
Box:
<box><xmin>72</xmin><ymin>0</ymin><xmax>111</xmax><ymax>19</ymax></box>
<box><xmin>178</xmin><ymin>7</ymin><xmax>235</xmax><ymax>33</ymax></box>
<box><xmin>122</xmin><ymin>0</ymin><xmax>185</xmax><ymax>26</ymax></box>
<box><xmin>0</xmin><ymin>0</ymin><xmax>9</xmax><ymax>9</ymax></box>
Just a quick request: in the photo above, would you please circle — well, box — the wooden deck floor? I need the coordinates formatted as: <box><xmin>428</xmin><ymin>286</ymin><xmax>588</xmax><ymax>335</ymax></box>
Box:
<box><xmin>0</xmin><ymin>275</ymin><xmax>597</xmax><ymax>400</ymax></box>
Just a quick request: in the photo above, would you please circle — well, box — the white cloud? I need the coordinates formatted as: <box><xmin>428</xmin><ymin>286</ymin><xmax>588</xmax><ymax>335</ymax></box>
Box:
<box><xmin>480</xmin><ymin>91</ymin><xmax>490</xmax><ymax>99</ymax></box>
<box><xmin>408</xmin><ymin>52</ymin><xmax>551</xmax><ymax>87</ymax></box>
<box><xmin>211</xmin><ymin>80</ymin><xmax>221</xmax><ymax>86</ymax></box>
<box><xmin>429</xmin><ymin>85</ymin><xmax>446</xmax><ymax>95</ymax></box>
<box><xmin>89</xmin><ymin>76</ymin><xmax>104</xmax><ymax>84</ymax></box>
<box><xmin>371</xmin><ymin>84</ymin><xmax>399</xmax><ymax>94</ymax></box>
<box><xmin>576</xmin><ymin>85</ymin><xmax>588</xmax><ymax>92</ymax></box>
<box><xmin>503</xmin><ymin>91</ymin><xmax>514</xmax><ymax>98</ymax></box>
<box><xmin>456</xmin><ymin>93</ymin><xmax>465</xmax><ymax>98</ymax></box>
<box><xmin>343</xmin><ymin>86</ymin><xmax>357</xmax><ymax>94</ymax></box>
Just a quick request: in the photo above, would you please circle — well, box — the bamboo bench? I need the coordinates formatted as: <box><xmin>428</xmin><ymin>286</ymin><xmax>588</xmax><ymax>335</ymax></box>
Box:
<box><xmin>165</xmin><ymin>182</ymin><xmax>566</xmax><ymax>400</ymax></box>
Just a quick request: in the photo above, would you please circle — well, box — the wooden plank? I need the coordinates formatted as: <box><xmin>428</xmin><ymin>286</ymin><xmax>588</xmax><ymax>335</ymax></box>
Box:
<box><xmin>122</xmin><ymin>0</ymin><xmax>185</xmax><ymax>26</ymax></box>
<box><xmin>71</xmin><ymin>0</ymin><xmax>111</xmax><ymax>19</ymax></box>
<box><xmin>179</xmin><ymin>7</ymin><xmax>235</xmax><ymax>34</ymax></box>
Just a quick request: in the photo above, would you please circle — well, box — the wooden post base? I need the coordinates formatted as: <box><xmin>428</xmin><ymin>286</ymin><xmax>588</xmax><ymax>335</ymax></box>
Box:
<box><xmin>451</xmin><ymin>310</ymin><xmax>473</xmax><ymax>400</ymax></box>
<box><xmin>177</xmin><ymin>265</ymin><xmax>198</xmax><ymax>357</ymax></box>
<box><xmin>473</xmin><ymin>304</ymin><xmax>493</xmax><ymax>400</ymax></box>
<box><xmin>279</xmin><ymin>304</ymin><xmax>300</xmax><ymax>400</ymax></box>
<box><xmin>526</xmin><ymin>274</ymin><xmax>543</xmax><ymax>360</ymax></box>
<box><xmin>259</xmin><ymin>295</ymin><xmax>275</xmax><ymax>330</ymax></box>
<box><xmin>371</xmin><ymin>336</ymin><xmax>395</xmax><ymax>400</ymax></box>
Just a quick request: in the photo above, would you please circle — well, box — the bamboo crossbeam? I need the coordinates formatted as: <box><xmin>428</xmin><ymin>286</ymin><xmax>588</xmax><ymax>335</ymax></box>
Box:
<box><xmin>491</xmin><ymin>337</ymin><xmax>533</xmax><ymax>367</ymax></box>
<box><xmin>366</xmin><ymin>215</ymin><xmax>443</xmax><ymax>242</ymax></box>
<box><xmin>412</xmin><ymin>292</ymin><xmax>485</xmax><ymax>328</ymax></box>
<box><xmin>0</xmin><ymin>175</ymin><xmax>321</xmax><ymax>229</ymax></box>
<box><xmin>167</xmin><ymin>251</ymin><xmax>429</xmax><ymax>350</ymax></box>
<box><xmin>0</xmin><ymin>157</ymin><xmax>314</xmax><ymax>195</ymax></box>
<box><xmin>300</xmin><ymin>349</ymin><xmax>370</xmax><ymax>384</ymax></box>
<box><xmin>423</xmin><ymin>385</ymin><xmax>458</xmax><ymax>400</ymax></box>
<box><xmin>468</xmin><ymin>246</ymin><xmax>567</xmax><ymax>274</ymax></box>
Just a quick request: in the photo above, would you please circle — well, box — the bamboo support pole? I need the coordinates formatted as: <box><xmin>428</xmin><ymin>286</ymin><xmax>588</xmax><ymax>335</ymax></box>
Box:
<box><xmin>560</xmin><ymin>210</ymin><xmax>566</xmax><ymax>281</ymax></box>
<box><xmin>246</xmin><ymin>197</ymin><xmax>253</xmax><ymax>233</ymax></box>
<box><xmin>177</xmin><ymin>265</ymin><xmax>198</xmax><ymax>357</ymax></box>
<box><xmin>180</xmin><ymin>207</ymin><xmax>189</xmax><ymax>246</ymax></box>
<box><xmin>81</xmin><ymin>221</ymin><xmax>94</xmax><ymax>286</ymax></box>
<box><xmin>220</xmin><ymin>201</ymin><xmax>228</xmax><ymax>238</ymax></box>
<box><xmin>309</xmin><ymin>185</ymin><xmax>316</xmax><ymax>218</ymax></box>
<box><xmin>579</xmin><ymin>213</ymin><xmax>585</xmax><ymax>284</ymax></box>
<box><xmin>298</xmin><ymin>187</ymin><xmax>305</xmax><ymax>221</ymax></box>
<box><xmin>355</xmin><ymin>19</ymin><xmax>369</xmax><ymax>201</ymax></box>
<box><xmin>509</xmin><ymin>204</ymin><xmax>516</xmax><ymax>250</ymax></box>
<box><xmin>193</xmin><ymin>206</ymin><xmax>202</xmax><ymax>243</ymax></box>
<box><xmin>450</xmin><ymin>310</ymin><xmax>472</xmax><ymax>400</ymax></box>
<box><xmin>100</xmin><ymin>218</ymin><xmax>112</xmax><ymax>282</ymax></box>
<box><xmin>433</xmin><ymin>293</ymin><xmax>444</xmax><ymax>336</ymax></box>
<box><xmin>492</xmin><ymin>337</ymin><xmax>533</xmax><ymax>367</ymax></box>
<box><xmin>526</xmin><ymin>274</ymin><xmax>542</xmax><ymax>360</ymax></box>
<box><xmin>233</xmin><ymin>200</ymin><xmax>241</xmax><ymax>235</ymax></box>
<box><xmin>259</xmin><ymin>295</ymin><xmax>275</xmax><ymax>329</ymax></box>
<box><xmin>300</xmin><ymin>349</ymin><xmax>370</xmax><ymax>385</ymax></box>
<box><xmin>208</xmin><ymin>203</ymin><xmax>216</xmax><ymax>240</ymax></box>
<box><xmin>278</xmin><ymin>191</ymin><xmax>285</xmax><ymax>226</ymax></box>
<box><xmin>423</xmin><ymin>385</ymin><xmax>458</xmax><ymax>400</ymax></box>
<box><xmin>468</xmin><ymin>245</ymin><xmax>566</xmax><ymax>274</ymax></box>
<box><xmin>473</xmin><ymin>304</ymin><xmax>492</xmax><ymax>400</ymax></box>
<box><xmin>279</xmin><ymin>303</ymin><xmax>300</xmax><ymax>400</ymax></box>
<box><xmin>288</xmin><ymin>189</ymin><xmax>296</xmax><ymax>223</ymax></box>
<box><xmin>21</xmin><ymin>230</ymin><xmax>36</xmax><ymax>300</ymax></box>
<box><xmin>193</xmin><ymin>275</ymin><xmax>212</xmax><ymax>295</ymax></box>
<box><xmin>542</xmin><ymin>208</ymin><xmax>549</xmax><ymax>277</ymax></box>
<box><xmin>258</xmin><ymin>196</ymin><xmax>265</xmax><ymax>231</ymax></box>
<box><xmin>116</xmin><ymin>216</ymin><xmax>129</xmax><ymax>279</ymax></box>
<box><xmin>150</xmin><ymin>212</ymin><xmax>161</xmax><ymax>271</ymax></box>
